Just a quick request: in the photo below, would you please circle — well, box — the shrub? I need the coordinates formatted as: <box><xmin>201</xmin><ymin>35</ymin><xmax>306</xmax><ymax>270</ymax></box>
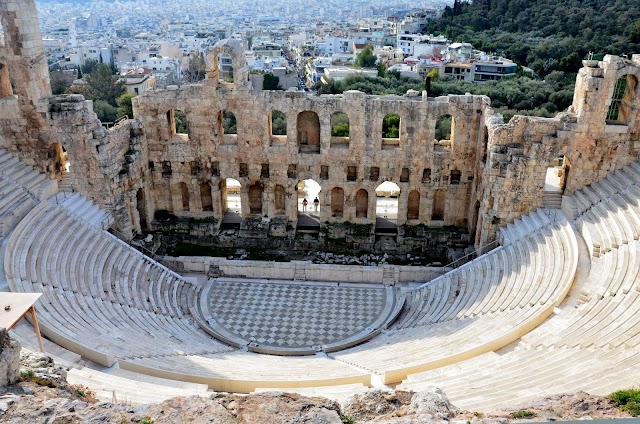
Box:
<box><xmin>510</xmin><ymin>410</ymin><xmax>536</xmax><ymax>419</ymax></box>
<box><xmin>340</xmin><ymin>415</ymin><xmax>355</xmax><ymax>424</ymax></box>
<box><xmin>611</xmin><ymin>388</ymin><xmax>640</xmax><ymax>416</ymax></box>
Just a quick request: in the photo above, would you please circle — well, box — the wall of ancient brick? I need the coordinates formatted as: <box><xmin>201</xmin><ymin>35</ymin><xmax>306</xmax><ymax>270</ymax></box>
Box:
<box><xmin>2</xmin><ymin>1</ymin><xmax>640</xmax><ymax>249</ymax></box>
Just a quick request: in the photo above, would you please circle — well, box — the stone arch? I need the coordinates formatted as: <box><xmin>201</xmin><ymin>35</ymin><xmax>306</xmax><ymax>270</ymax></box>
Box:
<box><xmin>271</xmin><ymin>110</ymin><xmax>287</xmax><ymax>136</ymax></box>
<box><xmin>136</xmin><ymin>188</ymin><xmax>148</xmax><ymax>229</ymax></box>
<box><xmin>200</xmin><ymin>182</ymin><xmax>213</xmax><ymax>212</ymax></box>
<box><xmin>407</xmin><ymin>190</ymin><xmax>420</xmax><ymax>220</ymax></box>
<box><xmin>435</xmin><ymin>114</ymin><xmax>453</xmax><ymax>141</ymax></box>
<box><xmin>248</xmin><ymin>183</ymin><xmax>263</xmax><ymax>215</ymax></box>
<box><xmin>205</xmin><ymin>38</ymin><xmax>250</xmax><ymax>90</ymax></box>
<box><xmin>432</xmin><ymin>189</ymin><xmax>445</xmax><ymax>221</ymax></box>
<box><xmin>274</xmin><ymin>185</ymin><xmax>286</xmax><ymax>215</ymax></box>
<box><xmin>0</xmin><ymin>63</ymin><xmax>12</xmax><ymax>98</ymax></box>
<box><xmin>46</xmin><ymin>142</ymin><xmax>66</xmax><ymax>178</ymax></box>
<box><xmin>375</xmin><ymin>181</ymin><xmax>400</xmax><ymax>226</ymax></box>
<box><xmin>356</xmin><ymin>189</ymin><xmax>369</xmax><ymax>218</ymax></box>
<box><xmin>606</xmin><ymin>74</ymin><xmax>638</xmax><ymax>124</ymax></box>
<box><xmin>297</xmin><ymin>179</ymin><xmax>321</xmax><ymax>214</ymax></box>
<box><xmin>223</xmin><ymin>109</ymin><xmax>237</xmax><ymax>134</ymax></box>
<box><xmin>297</xmin><ymin>111</ymin><xmax>320</xmax><ymax>153</ymax></box>
<box><xmin>331</xmin><ymin>187</ymin><xmax>345</xmax><ymax>217</ymax></box>
<box><xmin>221</xmin><ymin>178</ymin><xmax>242</xmax><ymax>214</ymax></box>
<box><xmin>178</xmin><ymin>182</ymin><xmax>190</xmax><ymax>211</ymax></box>
<box><xmin>167</xmin><ymin>109</ymin><xmax>188</xmax><ymax>136</ymax></box>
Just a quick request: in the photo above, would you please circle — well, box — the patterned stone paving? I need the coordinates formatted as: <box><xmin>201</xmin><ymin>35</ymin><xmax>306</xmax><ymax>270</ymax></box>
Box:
<box><xmin>206</xmin><ymin>280</ymin><xmax>388</xmax><ymax>350</ymax></box>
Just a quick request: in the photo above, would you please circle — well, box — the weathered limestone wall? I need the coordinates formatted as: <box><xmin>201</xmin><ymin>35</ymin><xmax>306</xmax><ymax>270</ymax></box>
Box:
<box><xmin>2</xmin><ymin>2</ymin><xmax>640</xmax><ymax>249</ymax></box>
<box><xmin>0</xmin><ymin>329</ymin><xmax>20</xmax><ymax>387</ymax></box>
<box><xmin>130</xmin><ymin>87</ymin><xmax>486</xmax><ymax>235</ymax></box>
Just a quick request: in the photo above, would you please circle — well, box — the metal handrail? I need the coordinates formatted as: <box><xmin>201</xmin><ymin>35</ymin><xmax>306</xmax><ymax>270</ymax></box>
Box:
<box><xmin>409</xmin><ymin>238</ymin><xmax>502</xmax><ymax>291</ymax></box>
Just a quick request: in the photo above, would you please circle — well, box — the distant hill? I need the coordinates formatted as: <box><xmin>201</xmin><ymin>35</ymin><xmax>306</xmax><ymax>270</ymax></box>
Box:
<box><xmin>424</xmin><ymin>0</ymin><xmax>640</xmax><ymax>75</ymax></box>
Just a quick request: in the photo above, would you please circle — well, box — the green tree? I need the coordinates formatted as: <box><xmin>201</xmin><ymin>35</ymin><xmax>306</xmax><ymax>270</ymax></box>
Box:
<box><xmin>93</xmin><ymin>100</ymin><xmax>117</xmax><ymax>122</ymax></box>
<box><xmin>116</xmin><ymin>92</ymin><xmax>135</xmax><ymax>119</ymax></box>
<box><xmin>175</xmin><ymin>110</ymin><xmax>188</xmax><ymax>134</ymax></box>
<box><xmin>354</xmin><ymin>45</ymin><xmax>377</xmax><ymax>68</ymax></box>
<box><xmin>223</xmin><ymin>110</ymin><xmax>237</xmax><ymax>134</ymax></box>
<box><xmin>263</xmin><ymin>73</ymin><xmax>282</xmax><ymax>90</ymax></box>
<box><xmin>84</xmin><ymin>63</ymin><xmax>125</xmax><ymax>106</ymax></box>
<box><xmin>382</xmin><ymin>114</ymin><xmax>400</xmax><ymax>138</ymax></box>
<box><xmin>49</xmin><ymin>70</ymin><xmax>72</xmax><ymax>95</ymax></box>
<box><xmin>81</xmin><ymin>59</ymin><xmax>99</xmax><ymax>75</ymax></box>
<box><xmin>331</xmin><ymin>112</ymin><xmax>350</xmax><ymax>137</ymax></box>
<box><xmin>186</xmin><ymin>51</ymin><xmax>206</xmax><ymax>83</ymax></box>
<box><xmin>271</xmin><ymin>110</ymin><xmax>287</xmax><ymax>135</ymax></box>
<box><xmin>435</xmin><ymin>115</ymin><xmax>452</xmax><ymax>140</ymax></box>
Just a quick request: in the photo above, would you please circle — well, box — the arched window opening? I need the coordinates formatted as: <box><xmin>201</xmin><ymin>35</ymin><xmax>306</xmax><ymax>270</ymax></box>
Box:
<box><xmin>173</xmin><ymin>109</ymin><xmax>188</xmax><ymax>135</ymax></box>
<box><xmin>382</xmin><ymin>113</ymin><xmax>400</xmax><ymax>149</ymax></box>
<box><xmin>331</xmin><ymin>187</ymin><xmax>345</xmax><ymax>217</ymax></box>
<box><xmin>178</xmin><ymin>182</ymin><xmax>190</xmax><ymax>211</ymax></box>
<box><xmin>375</xmin><ymin>181</ymin><xmax>400</xmax><ymax>229</ymax></box>
<box><xmin>432</xmin><ymin>189</ymin><xmax>445</xmax><ymax>221</ymax></box>
<box><xmin>450</xmin><ymin>170</ymin><xmax>461</xmax><ymax>185</ymax></box>
<box><xmin>200</xmin><ymin>182</ymin><xmax>213</xmax><ymax>212</ymax></box>
<box><xmin>435</xmin><ymin>114</ymin><xmax>453</xmax><ymax>142</ymax></box>
<box><xmin>136</xmin><ymin>188</ymin><xmax>148</xmax><ymax>229</ymax></box>
<box><xmin>356</xmin><ymin>189</ymin><xmax>369</xmax><ymax>218</ymax></box>
<box><xmin>271</xmin><ymin>110</ymin><xmax>287</xmax><ymax>135</ymax></box>
<box><xmin>331</xmin><ymin>112</ymin><xmax>349</xmax><ymax>148</ymax></box>
<box><xmin>274</xmin><ymin>185</ymin><xmax>286</xmax><ymax>215</ymax></box>
<box><xmin>407</xmin><ymin>190</ymin><xmax>420</xmax><ymax>220</ymax></box>
<box><xmin>223</xmin><ymin>109</ymin><xmax>237</xmax><ymax>134</ymax></box>
<box><xmin>220</xmin><ymin>54</ymin><xmax>234</xmax><ymax>83</ymax></box>
<box><xmin>606</xmin><ymin>75</ymin><xmax>638</xmax><ymax>124</ymax></box>
<box><xmin>248</xmin><ymin>183</ymin><xmax>263</xmax><ymax>215</ymax></box>
<box><xmin>297</xmin><ymin>111</ymin><xmax>321</xmax><ymax>153</ymax></box>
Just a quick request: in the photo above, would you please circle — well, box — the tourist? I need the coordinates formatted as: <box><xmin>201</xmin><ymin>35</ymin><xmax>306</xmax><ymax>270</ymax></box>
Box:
<box><xmin>302</xmin><ymin>198</ymin><xmax>308</xmax><ymax>212</ymax></box>
<box><xmin>313</xmin><ymin>197</ymin><xmax>319</xmax><ymax>211</ymax></box>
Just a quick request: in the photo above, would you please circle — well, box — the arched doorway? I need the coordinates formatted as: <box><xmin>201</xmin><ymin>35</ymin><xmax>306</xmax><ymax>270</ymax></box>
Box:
<box><xmin>407</xmin><ymin>190</ymin><xmax>420</xmax><ymax>220</ymax></box>
<box><xmin>375</xmin><ymin>181</ymin><xmax>400</xmax><ymax>232</ymax></box>
<box><xmin>248</xmin><ymin>183</ymin><xmax>263</xmax><ymax>215</ymax></box>
<box><xmin>432</xmin><ymin>189</ymin><xmax>445</xmax><ymax>221</ymax></box>
<box><xmin>136</xmin><ymin>188</ymin><xmax>148</xmax><ymax>230</ymax></box>
<box><xmin>297</xmin><ymin>111</ymin><xmax>320</xmax><ymax>153</ymax></box>
<box><xmin>297</xmin><ymin>179</ymin><xmax>321</xmax><ymax>230</ymax></box>
<box><xmin>177</xmin><ymin>182</ymin><xmax>190</xmax><ymax>211</ymax></box>
<box><xmin>200</xmin><ymin>182</ymin><xmax>213</xmax><ymax>212</ymax></box>
<box><xmin>274</xmin><ymin>185</ymin><xmax>286</xmax><ymax>215</ymax></box>
<box><xmin>356</xmin><ymin>189</ymin><xmax>369</xmax><ymax>218</ymax></box>
<box><xmin>224</xmin><ymin>178</ymin><xmax>242</xmax><ymax>214</ymax></box>
<box><xmin>331</xmin><ymin>187</ymin><xmax>345</xmax><ymax>218</ymax></box>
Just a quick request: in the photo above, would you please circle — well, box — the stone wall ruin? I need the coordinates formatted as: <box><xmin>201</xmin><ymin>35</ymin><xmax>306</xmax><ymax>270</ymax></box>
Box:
<box><xmin>0</xmin><ymin>0</ymin><xmax>639</xmax><ymax>251</ymax></box>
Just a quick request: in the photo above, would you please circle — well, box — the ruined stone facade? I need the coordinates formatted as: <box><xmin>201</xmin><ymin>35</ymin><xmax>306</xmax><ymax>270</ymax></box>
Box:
<box><xmin>1</xmin><ymin>0</ymin><xmax>639</xmax><ymax>249</ymax></box>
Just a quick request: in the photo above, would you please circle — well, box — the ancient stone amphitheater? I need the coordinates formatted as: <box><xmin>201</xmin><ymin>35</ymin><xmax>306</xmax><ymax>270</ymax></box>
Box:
<box><xmin>2</xmin><ymin>0</ymin><xmax>640</xmax><ymax>411</ymax></box>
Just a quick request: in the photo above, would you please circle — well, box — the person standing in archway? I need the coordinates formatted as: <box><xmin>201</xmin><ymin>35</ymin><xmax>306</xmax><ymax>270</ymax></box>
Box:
<box><xmin>313</xmin><ymin>197</ymin><xmax>319</xmax><ymax>212</ymax></box>
<box><xmin>303</xmin><ymin>197</ymin><xmax>308</xmax><ymax>212</ymax></box>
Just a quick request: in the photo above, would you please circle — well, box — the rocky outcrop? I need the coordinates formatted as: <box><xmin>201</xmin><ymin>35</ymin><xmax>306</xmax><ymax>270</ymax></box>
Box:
<box><xmin>342</xmin><ymin>389</ymin><xmax>413</xmax><ymax>421</ymax></box>
<box><xmin>409</xmin><ymin>388</ymin><xmax>459</xmax><ymax>419</ymax></box>
<box><xmin>0</xmin><ymin>330</ymin><xmax>20</xmax><ymax>387</ymax></box>
<box><xmin>231</xmin><ymin>391</ymin><xmax>342</xmax><ymax>424</ymax></box>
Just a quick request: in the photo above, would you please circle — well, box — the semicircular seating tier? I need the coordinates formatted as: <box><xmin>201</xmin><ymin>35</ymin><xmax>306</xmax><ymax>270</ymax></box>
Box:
<box><xmin>327</xmin><ymin>209</ymin><xmax>578</xmax><ymax>384</ymax></box>
<box><xmin>397</xmin><ymin>161</ymin><xmax>640</xmax><ymax>412</ymax></box>
<box><xmin>1</xmin><ymin>148</ymin><xmax>584</xmax><ymax>398</ymax></box>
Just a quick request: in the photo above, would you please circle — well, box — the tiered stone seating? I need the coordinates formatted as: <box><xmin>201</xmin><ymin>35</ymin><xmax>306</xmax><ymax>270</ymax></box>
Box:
<box><xmin>0</xmin><ymin>148</ymin><xmax>56</xmax><ymax>236</ymax></box>
<box><xmin>120</xmin><ymin>351</ymin><xmax>371</xmax><ymax>393</ymax></box>
<box><xmin>397</xmin><ymin>164</ymin><xmax>640</xmax><ymax>411</ymax></box>
<box><xmin>5</xmin><ymin>199</ymin><xmax>232</xmax><ymax>367</ymax></box>
<box><xmin>66</xmin><ymin>367</ymin><xmax>210</xmax><ymax>405</ymax></box>
<box><xmin>571</xmin><ymin>162</ymin><xmax>640</xmax><ymax>257</ymax></box>
<box><xmin>53</xmin><ymin>192</ymin><xmax>112</xmax><ymax>229</ymax></box>
<box><xmin>329</xmin><ymin>209</ymin><xmax>578</xmax><ymax>384</ymax></box>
